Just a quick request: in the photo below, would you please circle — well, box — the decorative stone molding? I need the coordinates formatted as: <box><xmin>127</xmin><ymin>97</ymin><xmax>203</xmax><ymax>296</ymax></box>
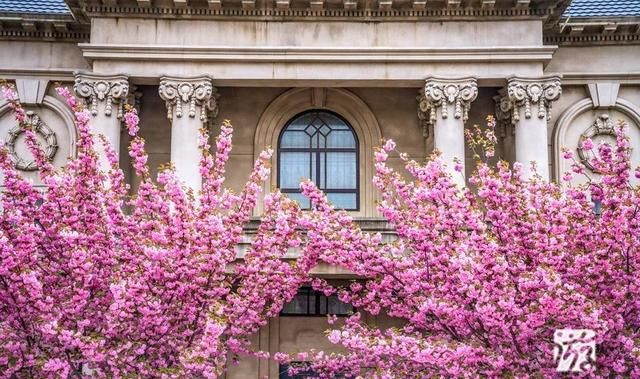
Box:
<box><xmin>506</xmin><ymin>76</ymin><xmax>562</xmax><ymax>124</ymax></box>
<box><xmin>421</xmin><ymin>76</ymin><xmax>478</xmax><ymax>126</ymax></box>
<box><xmin>158</xmin><ymin>76</ymin><xmax>218</xmax><ymax>124</ymax></box>
<box><xmin>5</xmin><ymin>111</ymin><xmax>58</xmax><ymax>171</ymax></box>
<box><xmin>587</xmin><ymin>82</ymin><xmax>620</xmax><ymax>109</ymax></box>
<box><xmin>81</xmin><ymin>3</ymin><xmax>554</xmax><ymax>21</ymax></box>
<box><xmin>545</xmin><ymin>18</ymin><xmax>640</xmax><ymax>46</ymax></box>
<box><xmin>74</xmin><ymin>73</ymin><xmax>130</xmax><ymax>118</ymax></box>
<box><xmin>16</xmin><ymin>79</ymin><xmax>49</xmax><ymax>105</ymax></box>
<box><xmin>0</xmin><ymin>19</ymin><xmax>90</xmax><ymax>42</ymax></box>
<box><xmin>577</xmin><ymin>113</ymin><xmax>616</xmax><ymax>173</ymax></box>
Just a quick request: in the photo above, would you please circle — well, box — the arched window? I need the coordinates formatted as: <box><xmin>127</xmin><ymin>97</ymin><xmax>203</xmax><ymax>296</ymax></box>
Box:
<box><xmin>278</xmin><ymin>110</ymin><xmax>359</xmax><ymax>210</ymax></box>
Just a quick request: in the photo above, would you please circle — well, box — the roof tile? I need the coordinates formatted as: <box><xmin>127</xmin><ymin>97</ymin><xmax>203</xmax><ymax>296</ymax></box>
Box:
<box><xmin>0</xmin><ymin>0</ymin><xmax>70</xmax><ymax>15</ymax></box>
<box><xmin>564</xmin><ymin>0</ymin><xmax>640</xmax><ymax>18</ymax></box>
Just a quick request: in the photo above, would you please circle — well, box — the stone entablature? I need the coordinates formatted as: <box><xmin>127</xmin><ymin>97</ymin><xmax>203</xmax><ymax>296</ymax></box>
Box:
<box><xmin>78</xmin><ymin>17</ymin><xmax>550</xmax><ymax>85</ymax></box>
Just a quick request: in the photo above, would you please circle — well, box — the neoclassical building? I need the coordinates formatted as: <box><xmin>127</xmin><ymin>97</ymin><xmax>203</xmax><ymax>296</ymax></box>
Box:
<box><xmin>1</xmin><ymin>0</ymin><xmax>639</xmax><ymax>377</ymax></box>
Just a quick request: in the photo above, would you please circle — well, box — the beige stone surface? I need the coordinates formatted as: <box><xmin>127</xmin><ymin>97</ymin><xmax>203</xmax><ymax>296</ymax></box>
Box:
<box><xmin>83</xmin><ymin>18</ymin><xmax>549</xmax><ymax>84</ymax></box>
<box><xmin>90</xmin><ymin>19</ymin><xmax>543</xmax><ymax>48</ymax></box>
<box><xmin>545</xmin><ymin>46</ymin><xmax>640</xmax><ymax>77</ymax></box>
<box><xmin>0</xmin><ymin>41</ymin><xmax>88</xmax><ymax>75</ymax></box>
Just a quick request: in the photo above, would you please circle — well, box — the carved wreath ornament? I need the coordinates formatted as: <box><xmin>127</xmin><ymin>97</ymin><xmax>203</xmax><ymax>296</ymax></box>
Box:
<box><xmin>577</xmin><ymin>113</ymin><xmax>617</xmax><ymax>173</ymax></box>
<box><xmin>5</xmin><ymin>111</ymin><xmax>58</xmax><ymax>171</ymax></box>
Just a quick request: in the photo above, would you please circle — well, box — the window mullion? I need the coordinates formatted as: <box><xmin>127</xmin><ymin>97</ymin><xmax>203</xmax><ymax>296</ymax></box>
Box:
<box><xmin>316</xmin><ymin>151</ymin><xmax>321</xmax><ymax>190</ymax></box>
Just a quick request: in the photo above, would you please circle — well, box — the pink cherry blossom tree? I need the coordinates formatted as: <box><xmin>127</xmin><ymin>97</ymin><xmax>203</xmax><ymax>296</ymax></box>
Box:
<box><xmin>0</xmin><ymin>83</ymin><xmax>311</xmax><ymax>378</ymax></box>
<box><xmin>296</xmin><ymin>117</ymin><xmax>640</xmax><ymax>378</ymax></box>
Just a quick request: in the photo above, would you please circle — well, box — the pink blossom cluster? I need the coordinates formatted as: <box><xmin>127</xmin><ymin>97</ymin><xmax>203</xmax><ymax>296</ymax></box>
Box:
<box><xmin>0</xmin><ymin>84</ymin><xmax>311</xmax><ymax>378</ymax></box>
<box><xmin>298</xmin><ymin>118</ymin><xmax>640</xmax><ymax>378</ymax></box>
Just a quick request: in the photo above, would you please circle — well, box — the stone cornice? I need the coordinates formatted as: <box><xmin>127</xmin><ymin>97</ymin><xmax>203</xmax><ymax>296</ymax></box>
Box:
<box><xmin>544</xmin><ymin>16</ymin><xmax>640</xmax><ymax>46</ymax></box>
<box><xmin>544</xmin><ymin>32</ymin><xmax>640</xmax><ymax>46</ymax></box>
<box><xmin>79</xmin><ymin>44</ymin><xmax>557</xmax><ymax>64</ymax></box>
<box><xmin>158</xmin><ymin>76</ymin><xmax>219</xmax><ymax>124</ymax></box>
<box><xmin>559</xmin><ymin>72</ymin><xmax>640</xmax><ymax>85</ymax></box>
<box><xmin>420</xmin><ymin>76</ymin><xmax>478</xmax><ymax>126</ymax></box>
<box><xmin>0</xmin><ymin>68</ymin><xmax>77</xmax><ymax>81</ymax></box>
<box><xmin>504</xmin><ymin>75</ymin><xmax>562</xmax><ymax>125</ymax></box>
<box><xmin>0</xmin><ymin>13</ymin><xmax>89</xmax><ymax>42</ymax></box>
<box><xmin>74</xmin><ymin>72</ymin><xmax>130</xmax><ymax>118</ymax></box>
<box><xmin>74</xmin><ymin>2</ymin><xmax>557</xmax><ymax>21</ymax></box>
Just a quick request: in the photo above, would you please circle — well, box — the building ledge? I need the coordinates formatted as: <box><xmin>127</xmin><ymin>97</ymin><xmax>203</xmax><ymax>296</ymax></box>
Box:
<box><xmin>65</xmin><ymin>0</ymin><xmax>568</xmax><ymax>21</ymax></box>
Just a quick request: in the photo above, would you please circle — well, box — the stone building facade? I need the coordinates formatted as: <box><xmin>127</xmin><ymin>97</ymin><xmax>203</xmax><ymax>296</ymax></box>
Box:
<box><xmin>0</xmin><ymin>0</ymin><xmax>639</xmax><ymax>377</ymax></box>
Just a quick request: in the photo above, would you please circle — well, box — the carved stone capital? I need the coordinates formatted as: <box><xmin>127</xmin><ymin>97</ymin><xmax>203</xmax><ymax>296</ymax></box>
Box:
<box><xmin>158</xmin><ymin>76</ymin><xmax>219</xmax><ymax>124</ymax></box>
<box><xmin>506</xmin><ymin>75</ymin><xmax>562</xmax><ymax>124</ymax></box>
<box><xmin>73</xmin><ymin>73</ymin><xmax>130</xmax><ymax>119</ymax></box>
<box><xmin>421</xmin><ymin>76</ymin><xmax>478</xmax><ymax>127</ymax></box>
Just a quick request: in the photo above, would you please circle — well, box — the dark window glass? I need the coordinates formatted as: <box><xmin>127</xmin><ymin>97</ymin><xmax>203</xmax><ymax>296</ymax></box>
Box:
<box><xmin>281</xmin><ymin>287</ymin><xmax>353</xmax><ymax>316</ymax></box>
<box><xmin>279</xmin><ymin>363</ymin><xmax>349</xmax><ymax>379</ymax></box>
<box><xmin>278</xmin><ymin>111</ymin><xmax>359</xmax><ymax>210</ymax></box>
<box><xmin>279</xmin><ymin>363</ymin><xmax>316</xmax><ymax>379</ymax></box>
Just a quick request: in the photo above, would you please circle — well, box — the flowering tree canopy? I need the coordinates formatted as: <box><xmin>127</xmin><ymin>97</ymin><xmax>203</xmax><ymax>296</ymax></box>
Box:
<box><xmin>0</xmin><ymin>84</ymin><xmax>312</xmax><ymax>378</ymax></box>
<box><xmin>2</xmin><ymin>79</ymin><xmax>639</xmax><ymax>379</ymax></box>
<box><xmin>298</xmin><ymin>117</ymin><xmax>640</xmax><ymax>378</ymax></box>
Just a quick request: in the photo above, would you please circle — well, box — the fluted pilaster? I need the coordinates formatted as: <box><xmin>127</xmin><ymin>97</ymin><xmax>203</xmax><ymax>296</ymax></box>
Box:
<box><xmin>158</xmin><ymin>76</ymin><xmax>218</xmax><ymax>192</ymax></box>
<box><xmin>73</xmin><ymin>72</ymin><xmax>130</xmax><ymax>171</ymax></box>
<box><xmin>500</xmin><ymin>75</ymin><xmax>562</xmax><ymax>180</ymax></box>
<box><xmin>420</xmin><ymin>76</ymin><xmax>478</xmax><ymax>186</ymax></box>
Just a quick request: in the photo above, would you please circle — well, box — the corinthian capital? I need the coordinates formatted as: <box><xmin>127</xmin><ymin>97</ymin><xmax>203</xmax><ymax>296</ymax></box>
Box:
<box><xmin>506</xmin><ymin>75</ymin><xmax>561</xmax><ymax>124</ymax></box>
<box><xmin>421</xmin><ymin>77</ymin><xmax>478</xmax><ymax>128</ymax></box>
<box><xmin>158</xmin><ymin>76</ymin><xmax>219</xmax><ymax>124</ymax></box>
<box><xmin>73</xmin><ymin>72</ymin><xmax>130</xmax><ymax>118</ymax></box>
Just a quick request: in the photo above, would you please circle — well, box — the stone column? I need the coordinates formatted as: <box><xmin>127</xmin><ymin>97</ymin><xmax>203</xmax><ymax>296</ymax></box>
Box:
<box><xmin>74</xmin><ymin>73</ymin><xmax>129</xmax><ymax>172</ymax></box>
<box><xmin>158</xmin><ymin>75</ymin><xmax>218</xmax><ymax>192</ymax></box>
<box><xmin>503</xmin><ymin>76</ymin><xmax>562</xmax><ymax>181</ymax></box>
<box><xmin>418</xmin><ymin>76</ymin><xmax>478</xmax><ymax>187</ymax></box>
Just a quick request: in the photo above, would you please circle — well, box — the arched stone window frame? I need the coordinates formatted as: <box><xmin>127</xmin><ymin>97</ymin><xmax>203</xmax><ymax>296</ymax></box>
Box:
<box><xmin>254</xmin><ymin>88</ymin><xmax>382</xmax><ymax>217</ymax></box>
<box><xmin>0</xmin><ymin>87</ymin><xmax>78</xmax><ymax>174</ymax></box>
<box><xmin>552</xmin><ymin>96</ymin><xmax>640</xmax><ymax>181</ymax></box>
